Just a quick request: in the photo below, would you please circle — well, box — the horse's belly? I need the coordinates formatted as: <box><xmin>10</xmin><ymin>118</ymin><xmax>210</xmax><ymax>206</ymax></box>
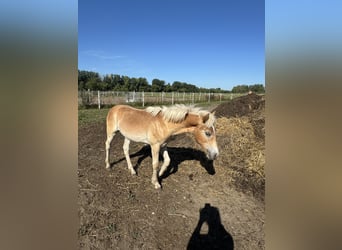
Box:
<box><xmin>120</xmin><ymin>130</ymin><xmax>149</xmax><ymax>143</ymax></box>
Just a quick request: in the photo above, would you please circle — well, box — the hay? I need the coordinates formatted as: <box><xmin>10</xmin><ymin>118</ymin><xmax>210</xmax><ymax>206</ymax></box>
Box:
<box><xmin>215</xmin><ymin>96</ymin><xmax>265</xmax><ymax>200</ymax></box>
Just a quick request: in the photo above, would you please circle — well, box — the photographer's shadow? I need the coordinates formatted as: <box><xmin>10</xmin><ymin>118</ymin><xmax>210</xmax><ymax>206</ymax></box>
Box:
<box><xmin>187</xmin><ymin>203</ymin><xmax>234</xmax><ymax>250</ymax></box>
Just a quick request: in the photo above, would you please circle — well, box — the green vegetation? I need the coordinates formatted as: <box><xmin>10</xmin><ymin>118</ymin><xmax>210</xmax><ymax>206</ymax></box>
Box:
<box><xmin>78</xmin><ymin>69</ymin><xmax>265</xmax><ymax>93</ymax></box>
<box><xmin>78</xmin><ymin>108</ymin><xmax>109</xmax><ymax>125</ymax></box>
<box><xmin>231</xmin><ymin>84</ymin><xmax>265</xmax><ymax>94</ymax></box>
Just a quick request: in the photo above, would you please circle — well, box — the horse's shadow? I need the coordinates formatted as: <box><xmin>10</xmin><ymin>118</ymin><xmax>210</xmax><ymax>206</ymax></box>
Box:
<box><xmin>110</xmin><ymin>145</ymin><xmax>215</xmax><ymax>179</ymax></box>
<box><xmin>159</xmin><ymin>146</ymin><xmax>216</xmax><ymax>179</ymax></box>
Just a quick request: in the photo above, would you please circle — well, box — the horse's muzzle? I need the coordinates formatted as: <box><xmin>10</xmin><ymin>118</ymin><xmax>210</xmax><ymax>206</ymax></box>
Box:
<box><xmin>207</xmin><ymin>149</ymin><xmax>219</xmax><ymax>160</ymax></box>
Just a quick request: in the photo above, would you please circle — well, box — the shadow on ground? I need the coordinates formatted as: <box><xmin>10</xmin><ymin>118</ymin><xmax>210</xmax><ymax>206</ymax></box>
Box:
<box><xmin>187</xmin><ymin>203</ymin><xmax>234</xmax><ymax>250</ymax></box>
<box><xmin>109</xmin><ymin>145</ymin><xmax>215</xmax><ymax>180</ymax></box>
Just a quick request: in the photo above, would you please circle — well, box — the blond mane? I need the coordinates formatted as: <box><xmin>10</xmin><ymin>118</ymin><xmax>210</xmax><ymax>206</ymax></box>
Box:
<box><xmin>145</xmin><ymin>104</ymin><xmax>215</xmax><ymax>127</ymax></box>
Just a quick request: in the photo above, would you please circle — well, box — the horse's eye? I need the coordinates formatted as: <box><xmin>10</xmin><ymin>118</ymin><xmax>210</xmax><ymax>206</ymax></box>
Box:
<box><xmin>205</xmin><ymin>131</ymin><xmax>211</xmax><ymax>137</ymax></box>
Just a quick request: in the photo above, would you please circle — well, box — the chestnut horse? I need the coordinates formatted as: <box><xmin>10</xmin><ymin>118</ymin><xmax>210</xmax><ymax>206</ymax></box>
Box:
<box><xmin>105</xmin><ymin>104</ymin><xmax>218</xmax><ymax>189</ymax></box>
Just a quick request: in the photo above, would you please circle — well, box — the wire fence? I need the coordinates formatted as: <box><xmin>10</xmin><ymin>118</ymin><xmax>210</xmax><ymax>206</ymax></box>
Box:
<box><xmin>78</xmin><ymin>90</ymin><xmax>245</xmax><ymax>109</ymax></box>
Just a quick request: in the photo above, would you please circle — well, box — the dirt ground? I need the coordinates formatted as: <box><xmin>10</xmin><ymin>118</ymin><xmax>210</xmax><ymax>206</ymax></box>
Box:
<box><xmin>78</xmin><ymin>94</ymin><xmax>265</xmax><ymax>249</ymax></box>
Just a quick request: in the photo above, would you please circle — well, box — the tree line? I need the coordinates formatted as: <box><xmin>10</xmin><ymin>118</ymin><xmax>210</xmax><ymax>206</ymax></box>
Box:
<box><xmin>78</xmin><ymin>70</ymin><xmax>265</xmax><ymax>93</ymax></box>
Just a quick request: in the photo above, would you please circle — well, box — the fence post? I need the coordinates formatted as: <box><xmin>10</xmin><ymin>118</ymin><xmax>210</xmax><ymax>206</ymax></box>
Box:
<box><xmin>172</xmin><ymin>92</ymin><xmax>174</xmax><ymax>105</ymax></box>
<box><xmin>97</xmin><ymin>90</ymin><xmax>101</xmax><ymax>109</ymax></box>
<box><xmin>142</xmin><ymin>91</ymin><xmax>145</xmax><ymax>107</ymax></box>
<box><xmin>208</xmin><ymin>92</ymin><xmax>210</xmax><ymax>103</ymax></box>
<box><xmin>220</xmin><ymin>93</ymin><xmax>222</xmax><ymax>102</ymax></box>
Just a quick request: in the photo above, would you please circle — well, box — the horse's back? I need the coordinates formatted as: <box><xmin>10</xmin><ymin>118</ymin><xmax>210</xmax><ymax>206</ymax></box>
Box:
<box><xmin>106</xmin><ymin>105</ymin><xmax>157</xmax><ymax>142</ymax></box>
<box><xmin>107</xmin><ymin>105</ymin><xmax>138</xmax><ymax>122</ymax></box>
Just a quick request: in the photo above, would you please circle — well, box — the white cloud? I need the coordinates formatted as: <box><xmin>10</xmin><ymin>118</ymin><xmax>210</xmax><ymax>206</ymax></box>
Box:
<box><xmin>82</xmin><ymin>50</ymin><xmax>124</xmax><ymax>60</ymax></box>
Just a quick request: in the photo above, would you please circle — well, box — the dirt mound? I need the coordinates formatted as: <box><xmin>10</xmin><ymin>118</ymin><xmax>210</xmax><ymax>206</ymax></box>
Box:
<box><xmin>213</xmin><ymin>93</ymin><xmax>265</xmax><ymax>118</ymax></box>
<box><xmin>213</xmin><ymin>93</ymin><xmax>265</xmax><ymax>199</ymax></box>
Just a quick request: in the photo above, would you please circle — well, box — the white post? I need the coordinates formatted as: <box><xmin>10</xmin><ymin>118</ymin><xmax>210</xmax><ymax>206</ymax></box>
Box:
<box><xmin>172</xmin><ymin>92</ymin><xmax>174</xmax><ymax>105</ymax></box>
<box><xmin>142</xmin><ymin>91</ymin><xmax>145</xmax><ymax>107</ymax></box>
<box><xmin>97</xmin><ymin>90</ymin><xmax>101</xmax><ymax>109</ymax></box>
<box><xmin>220</xmin><ymin>93</ymin><xmax>222</xmax><ymax>102</ymax></box>
<box><xmin>208</xmin><ymin>92</ymin><xmax>210</xmax><ymax>103</ymax></box>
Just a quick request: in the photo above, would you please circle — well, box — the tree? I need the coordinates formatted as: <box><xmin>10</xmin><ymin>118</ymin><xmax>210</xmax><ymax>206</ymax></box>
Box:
<box><xmin>231</xmin><ymin>85</ymin><xmax>249</xmax><ymax>93</ymax></box>
<box><xmin>78</xmin><ymin>69</ymin><xmax>233</xmax><ymax>92</ymax></box>
<box><xmin>85</xmin><ymin>78</ymin><xmax>100</xmax><ymax>90</ymax></box>
<box><xmin>122</xmin><ymin>76</ymin><xmax>130</xmax><ymax>91</ymax></box>
<box><xmin>248</xmin><ymin>84</ymin><xmax>265</xmax><ymax>93</ymax></box>
<box><xmin>78</xmin><ymin>70</ymin><xmax>102</xmax><ymax>90</ymax></box>
<box><xmin>151</xmin><ymin>79</ymin><xmax>165</xmax><ymax>92</ymax></box>
<box><xmin>137</xmin><ymin>77</ymin><xmax>149</xmax><ymax>91</ymax></box>
<box><xmin>164</xmin><ymin>83</ymin><xmax>172</xmax><ymax>92</ymax></box>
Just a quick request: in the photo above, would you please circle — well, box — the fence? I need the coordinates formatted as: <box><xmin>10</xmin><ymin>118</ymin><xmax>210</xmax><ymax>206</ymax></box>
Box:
<box><xmin>78</xmin><ymin>90</ymin><xmax>245</xmax><ymax>109</ymax></box>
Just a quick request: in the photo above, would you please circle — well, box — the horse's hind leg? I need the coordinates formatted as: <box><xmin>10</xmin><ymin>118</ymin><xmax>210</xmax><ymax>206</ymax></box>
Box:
<box><xmin>123</xmin><ymin>138</ymin><xmax>136</xmax><ymax>175</ymax></box>
<box><xmin>105</xmin><ymin>132</ymin><xmax>115</xmax><ymax>169</ymax></box>
<box><xmin>159</xmin><ymin>146</ymin><xmax>170</xmax><ymax>177</ymax></box>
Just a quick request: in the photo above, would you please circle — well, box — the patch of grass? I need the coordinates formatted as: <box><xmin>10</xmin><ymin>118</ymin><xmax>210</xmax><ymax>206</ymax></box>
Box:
<box><xmin>127</xmin><ymin>190</ymin><xmax>136</xmax><ymax>201</ymax></box>
<box><xmin>79</xmin><ymin>223</ymin><xmax>95</xmax><ymax>236</ymax></box>
<box><xmin>78</xmin><ymin>108</ymin><xmax>109</xmax><ymax>126</ymax></box>
<box><xmin>131</xmin><ymin>229</ymin><xmax>140</xmax><ymax>240</ymax></box>
<box><xmin>106</xmin><ymin>223</ymin><xmax>117</xmax><ymax>234</ymax></box>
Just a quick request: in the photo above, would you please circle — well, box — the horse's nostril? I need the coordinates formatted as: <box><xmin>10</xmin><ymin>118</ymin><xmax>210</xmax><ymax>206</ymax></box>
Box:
<box><xmin>208</xmin><ymin>152</ymin><xmax>217</xmax><ymax>160</ymax></box>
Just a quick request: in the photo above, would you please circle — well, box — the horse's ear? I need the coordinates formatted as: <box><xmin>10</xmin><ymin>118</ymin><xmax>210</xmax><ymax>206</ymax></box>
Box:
<box><xmin>202</xmin><ymin>113</ymin><xmax>210</xmax><ymax>123</ymax></box>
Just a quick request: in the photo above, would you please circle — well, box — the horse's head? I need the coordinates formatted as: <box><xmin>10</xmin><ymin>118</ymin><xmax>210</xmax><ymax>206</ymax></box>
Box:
<box><xmin>190</xmin><ymin>112</ymin><xmax>219</xmax><ymax>160</ymax></box>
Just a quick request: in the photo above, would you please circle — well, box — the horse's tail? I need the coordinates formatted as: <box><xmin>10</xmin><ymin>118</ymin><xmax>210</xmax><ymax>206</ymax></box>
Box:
<box><xmin>106</xmin><ymin>105</ymin><xmax>120</xmax><ymax>136</ymax></box>
<box><xmin>105</xmin><ymin>105</ymin><xmax>121</xmax><ymax>168</ymax></box>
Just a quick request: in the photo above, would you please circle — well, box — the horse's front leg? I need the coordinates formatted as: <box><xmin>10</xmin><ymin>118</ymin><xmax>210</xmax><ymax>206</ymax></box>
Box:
<box><xmin>151</xmin><ymin>144</ymin><xmax>161</xmax><ymax>189</ymax></box>
<box><xmin>159</xmin><ymin>146</ymin><xmax>170</xmax><ymax>177</ymax></box>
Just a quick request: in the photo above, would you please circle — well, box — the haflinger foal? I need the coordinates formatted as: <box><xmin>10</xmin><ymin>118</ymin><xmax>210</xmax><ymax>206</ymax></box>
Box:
<box><xmin>105</xmin><ymin>104</ymin><xmax>218</xmax><ymax>189</ymax></box>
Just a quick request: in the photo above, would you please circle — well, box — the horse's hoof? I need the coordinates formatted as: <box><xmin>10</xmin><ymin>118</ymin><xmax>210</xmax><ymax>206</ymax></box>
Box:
<box><xmin>154</xmin><ymin>183</ymin><xmax>161</xmax><ymax>189</ymax></box>
<box><xmin>131</xmin><ymin>170</ymin><xmax>137</xmax><ymax>175</ymax></box>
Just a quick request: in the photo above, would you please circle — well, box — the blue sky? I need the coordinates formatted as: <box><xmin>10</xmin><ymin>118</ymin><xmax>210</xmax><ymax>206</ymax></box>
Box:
<box><xmin>78</xmin><ymin>0</ymin><xmax>264</xmax><ymax>90</ymax></box>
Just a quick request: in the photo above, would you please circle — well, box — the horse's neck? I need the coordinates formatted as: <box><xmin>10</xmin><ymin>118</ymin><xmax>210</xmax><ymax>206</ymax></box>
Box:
<box><xmin>172</xmin><ymin>126</ymin><xmax>196</xmax><ymax>135</ymax></box>
<box><xmin>166</xmin><ymin>113</ymin><xmax>201</xmax><ymax>136</ymax></box>
<box><xmin>167</xmin><ymin>120</ymin><xmax>196</xmax><ymax>136</ymax></box>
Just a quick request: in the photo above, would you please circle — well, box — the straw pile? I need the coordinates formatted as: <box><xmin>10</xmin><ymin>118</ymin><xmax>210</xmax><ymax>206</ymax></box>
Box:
<box><xmin>214</xmin><ymin>93</ymin><xmax>265</xmax><ymax>199</ymax></box>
